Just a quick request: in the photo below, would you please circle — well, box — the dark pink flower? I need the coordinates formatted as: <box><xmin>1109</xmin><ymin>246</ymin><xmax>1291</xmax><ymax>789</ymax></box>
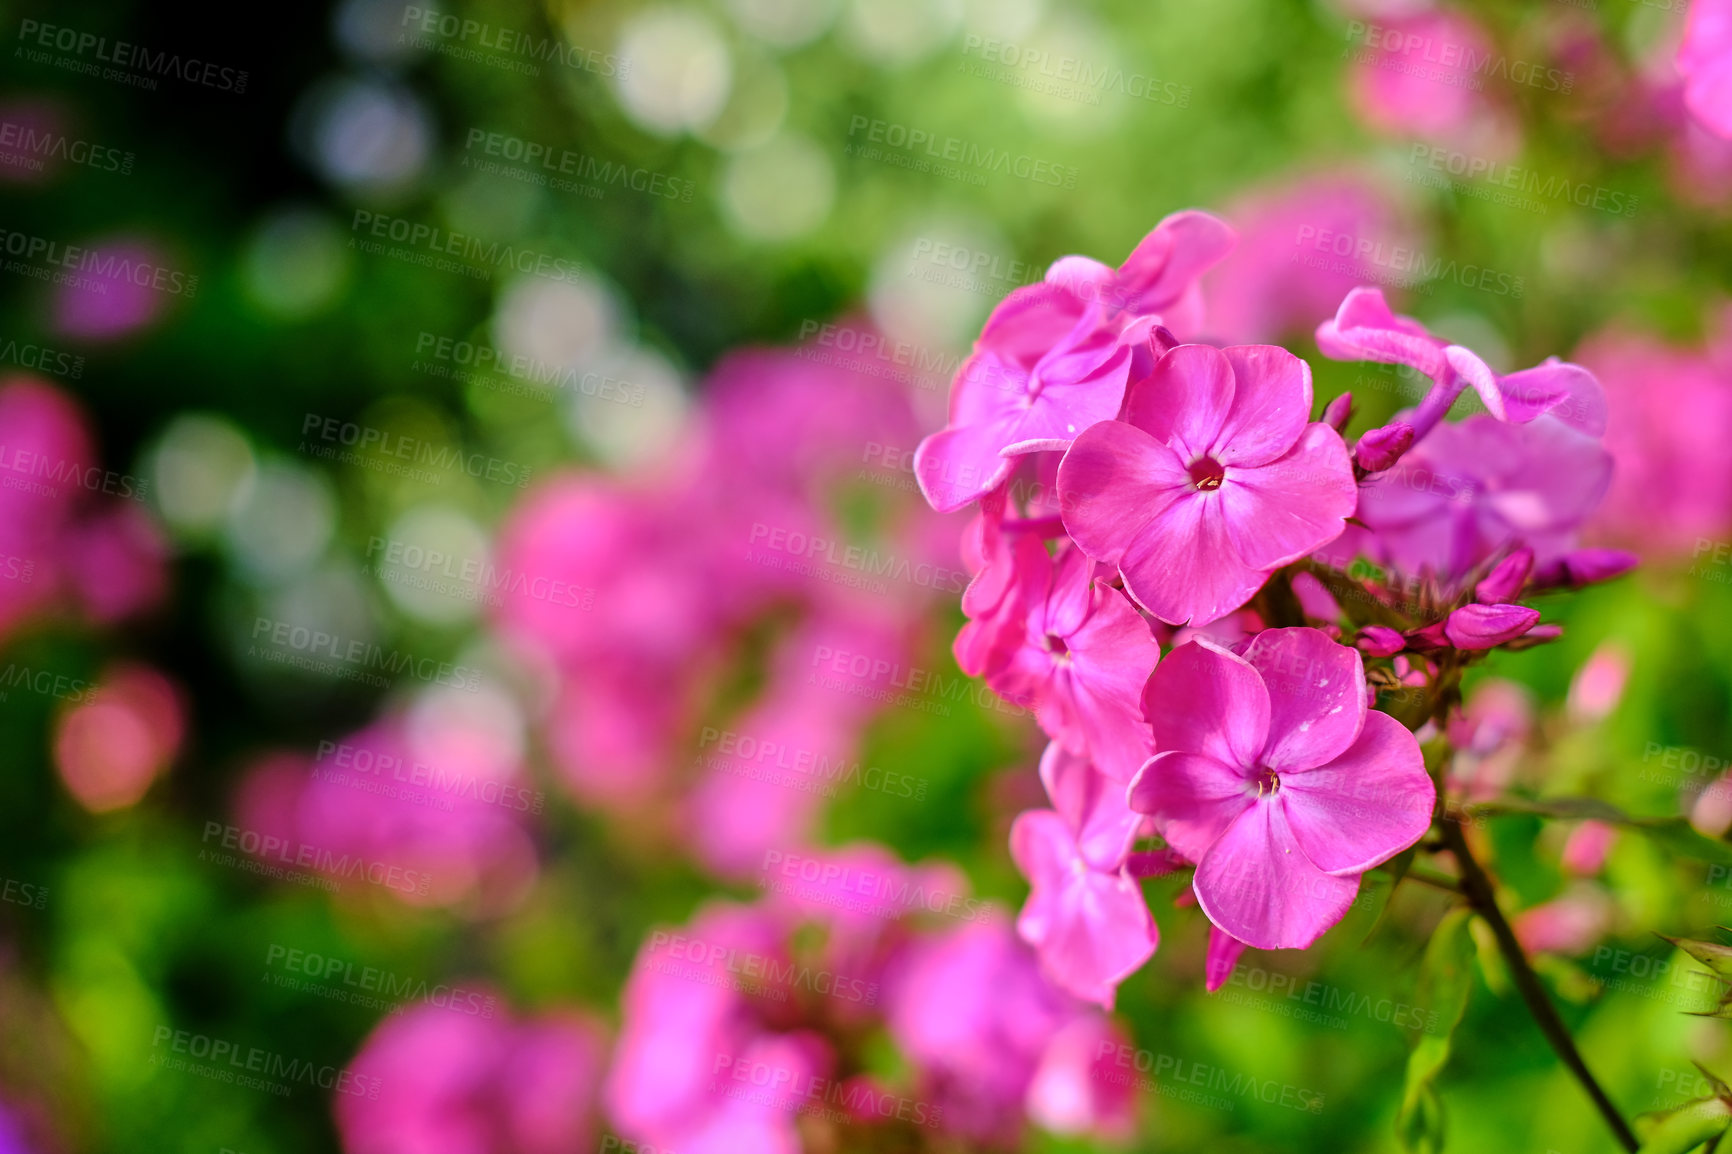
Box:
<box><xmin>1010</xmin><ymin>809</ymin><xmax>1158</xmax><ymax>1008</ymax></box>
<box><xmin>1044</xmin><ymin>210</ymin><xmax>1238</xmax><ymax>337</ymax></box>
<box><xmin>1441</xmin><ymin>602</ymin><xmax>1540</xmax><ymax>651</ymax></box>
<box><xmin>1129</xmin><ymin>629</ymin><xmax>1434</xmax><ymax>950</ymax></box>
<box><xmin>1058</xmin><ymin>344</ymin><xmax>1356</xmax><ymax>626</ymax></box>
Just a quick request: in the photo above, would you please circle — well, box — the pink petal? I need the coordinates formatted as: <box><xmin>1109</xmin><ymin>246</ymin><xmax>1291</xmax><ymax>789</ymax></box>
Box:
<box><xmin>1193</xmin><ymin>801</ymin><xmax>1360</xmax><ymax>950</ymax></box>
<box><xmin>1218</xmin><ymin>424</ymin><xmax>1357</xmax><ymax>572</ymax></box>
<box><xmin>1044</xmin><ymin>255</ymin><xmax>1117</xmax><ymax>303</ymax></box>
<box><xmin>1315</xmin><ymin>287</ymin><xmax>1446</xmax><ymax>378</ymax></box>
<box><xmin>978</xmin><ymin>282</ymin><xmax>1090</xmax><ymax>368</ymax></box>
<box><xmin>1010</xmin><ymin>810</ymin><xmax>1159</xmax><ymax>1009</ymax></box>
<box><xmin>1356</xmin><ymin>625</ymin><xmax>1405</xmax><ymax>658</ymax></box>
<box><xmin>1142</xmin><ymin>639</ymin><xmax>1269</xmax><ymax>768</ymax></box>
<box><xmin>915</xmin><ymin>419</ymin><xmax>1019</xmax><ymax>513</ymax></box>
<box><xmin>1056</xmin><ymin>420</ymin><xmax>1192</xmax><ymax>567</ymax></box>
<box><xmin>1040</xmin><ymin>742</ymin><xmax>1144</xmax><ymax>870</ymax></box>
<box><xmin>1123</xmin><ymin>344</ymin><xmax>1236</xmax><ymax>462</ymax></box>
<box><xmin>1205</xmin><ymin>926</ymin><xmax>1248</xmax><ymax>992</ymax></box>
<box><xmin>1127</xmin><ymin>749</ymin><xmax>1253</xmax><ymax>864</ymax></box>
<box><xmin>1241</xmin><ymin>628</ymin><xmax>1367</xmax><ymax>771</ymax></box>
<box><xmin>1499</xmin><ymin>359</ymin><xmax>1606</xmax><ymax>436</ymax></box>
<box><xmin>1278</xmin><ymin>709</ymin><xmax>1434</xmax><ymax>875</ymax></box>
<box><xmin>1354</xmin><ymin>421</ymin><xmax>1413</xmax><ymax>473</ymax></box>
<box><xmin>1212</xmin><ymin>345</ymin><xmax>1314</xmax><ymax>467</ymax></box>
<box><xmin>1120</xmin><ymin>491</ymin><xmax>1266</xmax><ymax>626</ymax></box>
<box><xmin>1475</xmin><ymin>547</ymin><xmax>1534</xmax><ymax>604</ymax></box>
<box><xmin>1115</xmin><ymin>210</ymin><xmax>1238</xmax><ymax>317</ymax></box>
<box><xmin>1445</xmin><ymin>345</ymin><xmax>1506</xmax><ymax>421</ymax></box>
<box><xmin>1444</xmin><ymin>603</ymin><xmax>1540</xmax><ymax>650</ymax></box>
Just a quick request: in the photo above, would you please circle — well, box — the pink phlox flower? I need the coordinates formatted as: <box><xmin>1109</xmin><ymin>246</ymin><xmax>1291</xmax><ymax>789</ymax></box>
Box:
<box><xmin>1058</xmin><ymin>343</ymin><xmax>1356</xmax><ymax>626</ymax></box>
<box><xmin>984</xmin><ymin>542</ymin><xmax>1159</xmax><ymax>782</ymax></box>
<box><xmin>1128</xmin><ymin>629</ymin><xmax>1434</xmax><ymax>950</ymax></box>
<box><xmin>1044</xmin><ymin>209</ymin><xmax>1238</xmax><ymax>339</ymax></box>
<box><xmin>1010</xmin><ymin>807</ymin><xmax>1159</xmax><ymax>1008</ymax></box>
<box><xmin>1679</xmin><ymin>0</ymin><xmax>1732</xmax><ymax>140</ymax></box>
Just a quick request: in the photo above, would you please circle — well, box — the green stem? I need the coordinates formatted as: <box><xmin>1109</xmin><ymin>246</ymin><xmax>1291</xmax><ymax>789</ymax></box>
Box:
<box><xmin>1437</xmin><ymin>819</ymin><xmax>1639</xmax><ymax>1152</ymax></box>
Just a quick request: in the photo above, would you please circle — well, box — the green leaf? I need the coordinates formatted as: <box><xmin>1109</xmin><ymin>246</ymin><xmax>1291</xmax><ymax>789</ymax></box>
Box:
<box><xmin>1635</xmin><ymin>1098</ymin><xmax>1732</xmax><ymax>1154</ymax></box>
<box><xmin>1397</xmin><ymin>908</ymin><xmax>1477</xmax><ymax>1152</ymax></box>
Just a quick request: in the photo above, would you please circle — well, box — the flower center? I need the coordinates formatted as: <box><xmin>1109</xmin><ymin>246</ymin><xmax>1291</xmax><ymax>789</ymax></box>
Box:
<box><xmin>1043</xmin><ymin>633</ymin><xmax>1070</xmax><ymax>658</ymax></box>
<box><xmin>1188</xmin><ymin>456</ymin><xmax>1226</xmax><ymax>491</ymax></box>
<box><xmin>1254</xmin><ymin>766</ymin><xmax>1280</xmax><ymax>797</ymax></box>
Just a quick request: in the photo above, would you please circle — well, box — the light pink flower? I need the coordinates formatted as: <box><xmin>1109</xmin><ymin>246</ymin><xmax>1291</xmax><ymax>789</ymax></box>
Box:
<box><xmin>51</xmin><ymin>238</ymin><xmax>174</xmax><ymax>341</ymax></box>
<box><xmin>984</xmin><ymin>543</ymin><xmax>1159</xmax><ymax>782</ymax></box>
<box><xmin>1024</xmin><ymin>1015</ymin><xmax>1135</xmax><ymax>1140</ymax></box>
<box><xmin>1011</xmin><ymin>809</ymin><xmax>1159</xmax><ymax>1008</ymax></box>
<box><xmin>1567</xmin><ymin>642</ymin><xmax>1630</xmax><ymax>724</ymax></box>
<box><xmin>1679</xmin><ymin>0</ymin><xmax>1732</xmax><ymax>140</ymax></box>
<box><xmin>1347</xmin><ymin>11</ymin><xmax>1518</xmax><ymax>151</ymax></box>
<box><xmin>1038</xmin><ymin>741</ymin><xmax>1144</xmax><ymax>870</ymax></box>
<box><xmin>53</xmin><ymin>662</ymin><xmax>183</xmax><ymax>813</ymax></box>
<box><xmin>1128</xmin><ymin>629</ymin><xmax>1434</xmax><ymax>950</ymax></box>
<box><xmin>1058</xmin><ymin>343</ymin><xmax>1356</xmax><ymax>626</ymax></box>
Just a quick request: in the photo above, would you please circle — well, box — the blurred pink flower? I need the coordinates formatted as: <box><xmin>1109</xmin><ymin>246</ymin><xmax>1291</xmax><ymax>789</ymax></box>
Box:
<box><xmin>1567</xmin><ymin>643</ymin><xmax>1630</xmax><ymax>725</ymax></box>
<box><xmin>1561</xmin><ymin>820</ymin><xmax>1617</xmax><ymax>877</ymax></box>
<box><xmin>337</xmin><ymin>1000</ymin><xmax>607</xmax><ymax>1154</ymax></box>
<box><xmin>50</xmin><ymin>238</ymin><xmax>177</xmax><ymax>341</ymax></box>
<box><xmin>1679</xmin><ymin>0</ymin><xmax>1732</xmax><ymax>139</ymax></box>
<box><xmin>1201</xmin><ymin>174</ymin><xmax>1410</xmax><ymax>344</ymax></box>
<box><xmin>1446</xmin><ymin>678</ymin><xmax>1532</xmax><ymax>800</ymax></box>
<box><xmin>1576</xmin><ymin>325</ymin><xmax>1732</xmax><ymax>559</ymax></box>
<box><xmin>1346</xmin><ymin>10</ymin><xmax>1519</xmax><ymax>152</ymax></box>
<box><xmin>1512</xmin><ymin>886</ymin><xmax>1614</xmax><ymax>955</ymax></box>
<box><xmin>53</xmin><ymin>662</ymin><xmax>183</xmax><ymax>813</ymax></box>
<box><xmin>234</xmin><ymin>713</ymin><xmax>539</xmax><ymax>915</ymax></box>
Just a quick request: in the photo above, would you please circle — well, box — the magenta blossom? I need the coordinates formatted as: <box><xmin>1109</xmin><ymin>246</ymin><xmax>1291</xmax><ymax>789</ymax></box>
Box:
<box><xmin>984</xmin><ymin>543</ymin><xmax>1159</xmax><ymax>782</ymax></box>
<box><xmin>1318</xmin><ymin>289</ymin><xmax>1607</xmax><ymax>449</ymax></box>
<box><xmin>1038</xmin><ymin>742</ymin><xmax>1144</xmax><ymax>870</ymax></box>
<box><xmin>1680</xmin><ymin>0</ymin><xmax>1732</xmax><ymax>140</ymax></box>
<box><xmin>1010</xmin><ymin>808</ymin><xmax>1158</xmax><ymax>1008</ymax></box>
<box><xmin>1058</xmin><ymin>343</ymin><xmax>1356</xmax><ymax>626</ymax></box>
<box><xmin>915</xmin><ymin>211</ymin><xmax>1236</xmax><ymax>513</ymax></box>
<box><xmin>1128</xmin><ymin>630</ymin><xmax>1434</xmax><ymax>950</ymax></box>
<box><xmin>1349</xmin><ymin>413</ymin><xmax>1613</xmax><ymax>583</ymax></box>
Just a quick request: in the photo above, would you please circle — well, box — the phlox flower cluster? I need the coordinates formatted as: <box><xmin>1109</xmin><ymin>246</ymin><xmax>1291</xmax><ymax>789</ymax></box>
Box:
<box><xmin>912</xmin><ymin>211</ymin><xmax>1632</xmax><ymax>1006</ymax></box>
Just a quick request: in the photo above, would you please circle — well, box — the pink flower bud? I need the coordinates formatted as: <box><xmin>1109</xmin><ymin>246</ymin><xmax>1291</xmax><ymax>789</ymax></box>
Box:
<box><xmin>1356</xmin><ymin>625</ymin><xmax>1406</xmax><ymax>657</ymax></box>
<box><xmin>1567</xmin><ymin>642</ymin><xmax>1630</xmax><ymax>724</ymax></box>
<box><xmin>1354</xmin><ymin>421</ymin><xmax>1414</xmax><ymax>473</ymax></box>
<box><xmin>1475</xmin><ymin>547</ymin><xmax>1534</xmax><ymax>604</ymax></box>
<box><xmin>1444</xmin><ymin>603</ymin><xmax>1540</xmax><ymax>650</ymax></box>
<box><xmin>1322</xmin><ymin>391</ymin><xmax>1354</xmax><ymax>433</ymax></box>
